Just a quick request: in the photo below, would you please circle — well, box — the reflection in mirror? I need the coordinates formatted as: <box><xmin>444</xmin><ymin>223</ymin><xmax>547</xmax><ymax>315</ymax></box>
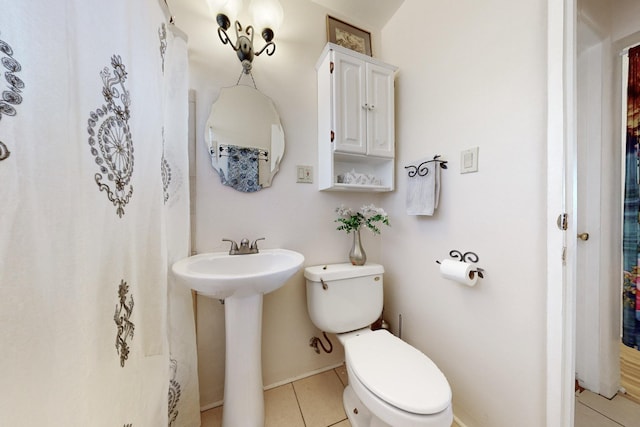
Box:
<box><xmin>205</xmin><ymin>85</ymin><xmax>285</xmax><ymax>192</ymax></box>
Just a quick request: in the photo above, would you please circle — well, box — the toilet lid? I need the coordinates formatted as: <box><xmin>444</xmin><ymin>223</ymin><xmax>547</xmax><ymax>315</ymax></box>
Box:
<box><xmin>346</xmin><ymin>330</ymin><xmax>451</xmax><ymax>415</ymax></box>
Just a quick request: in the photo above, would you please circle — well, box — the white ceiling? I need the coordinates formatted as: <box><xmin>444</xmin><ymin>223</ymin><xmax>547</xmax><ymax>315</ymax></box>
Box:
<box><xmin>310</xmin><ymin>0</ymin><xmax>404</xmax><ymax>30</ymax></box>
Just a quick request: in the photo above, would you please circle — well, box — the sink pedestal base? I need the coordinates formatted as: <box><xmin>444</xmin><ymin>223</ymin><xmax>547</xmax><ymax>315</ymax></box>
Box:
<box><xmin>222</xmin><ymin>293</ymin><xmax>265</xmax><ymax>427</ymax></box>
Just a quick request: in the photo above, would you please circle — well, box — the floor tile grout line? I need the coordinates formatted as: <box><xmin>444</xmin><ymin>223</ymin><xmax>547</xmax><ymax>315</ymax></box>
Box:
<box><xmin>329</xmin><ymin>367</ymin><xmax>349</xmax><ymax>427</ymax></box>
<box><xmin>576</xmin><ymin>401</ymin><xmax>625</xmax><ymax>427</ymax></box>
<box><xmin>291</xmin><ymin>380</ymin><xmax>308</xmax><ymax>427</ymax></box>
<box><xmin>201</xmin><ymin>367</ymin><xmax>351</xmax><ymax>427</ymax></box>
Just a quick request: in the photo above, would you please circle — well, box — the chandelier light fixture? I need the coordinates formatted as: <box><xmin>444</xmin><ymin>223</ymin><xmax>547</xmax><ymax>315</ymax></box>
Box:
<box><xmin>208</xmin><ymin>0</ymin><xmax>284</xmax><ymax>74</ymax></box>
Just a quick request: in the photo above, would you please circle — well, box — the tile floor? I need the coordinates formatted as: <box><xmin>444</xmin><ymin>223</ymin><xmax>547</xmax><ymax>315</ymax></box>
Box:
<box><xmin>201</xmin><ymin>366</ymin><xmax>351</xmax><ymax>427</ymax></box>
<box><xmin>575</xmin><ymin>390</ymin><xmax>640</xmax><ymax>427</ymax></box>
<box><xmin>200</xmin><ymin>365</ymin><xmax>460</xmax><ymax>427</ymax></box>
<box><xmin>202</xmin><ymin>379</ymin><xmax>640</xmax><ymax>427</ymax></box>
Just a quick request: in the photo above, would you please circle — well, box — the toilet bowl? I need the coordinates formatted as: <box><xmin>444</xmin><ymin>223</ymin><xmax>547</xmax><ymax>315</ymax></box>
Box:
<box><xmin>339</xmin><ymin>329</ymin><xmax>452</xmax><ymax>427</ymax></box>
<box><xmin>304</xmin><ymin>263</ymin><xmax>453</xmax><ymax>427</ymax></box>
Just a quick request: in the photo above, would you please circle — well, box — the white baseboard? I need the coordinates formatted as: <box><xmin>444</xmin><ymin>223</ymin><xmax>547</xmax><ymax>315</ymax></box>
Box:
<box><xmin>454</xmin><ymin>414</ymin><xmax>470</xmax><ymax>427</ymax></box>
<box><xmin>200</xmin><ymin>399</ymin><xmax>223</xmax><ymax>412</ymax></box>
<box><xmin>264</xmin><ymin>362</ymin><xmax>345</xmax><ymax>391</ymax></box>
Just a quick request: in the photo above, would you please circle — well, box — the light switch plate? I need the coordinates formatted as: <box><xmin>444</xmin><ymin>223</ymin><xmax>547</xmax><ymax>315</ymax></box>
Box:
<box><xmin>296</xmin><ymin>165</ymin><xmax>313</xmax><ymax>183</ymax></box>
<box><xmin>460</xmin><ymin>147</ymin><xmax>479</xmax><ymax>174</ymax></box>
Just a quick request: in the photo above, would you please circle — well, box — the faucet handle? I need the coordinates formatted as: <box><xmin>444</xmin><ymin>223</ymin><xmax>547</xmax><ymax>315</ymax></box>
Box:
<box><xmin>222</xmin><ymin>238</ymin><xmax>239</xmax><ymax>254</ymax></box>
<box><xmin>251</xmin><ymin>237</ymin><xmax>266</xmax><ymax>251</ymax></box>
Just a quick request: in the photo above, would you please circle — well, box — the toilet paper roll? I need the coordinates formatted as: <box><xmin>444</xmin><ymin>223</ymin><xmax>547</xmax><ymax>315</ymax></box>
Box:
<box><xmin>439</xmin><ymin>259</ymin><xmax>478</xmax><ymax>287</ymax></box>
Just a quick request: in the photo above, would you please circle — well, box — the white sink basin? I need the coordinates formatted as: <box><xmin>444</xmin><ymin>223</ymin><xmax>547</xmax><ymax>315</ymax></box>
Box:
<box><xmin>171</xmin><ymin>247</ymin><xmax>305</xmax><ymax>426</ymax></box>
<box><xmin>172</xmin><ymin>248</ymin><xmax>304</xmax><ymax>299</ymax></box>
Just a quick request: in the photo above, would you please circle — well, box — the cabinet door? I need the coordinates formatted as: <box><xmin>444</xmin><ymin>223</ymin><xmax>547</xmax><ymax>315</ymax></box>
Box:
<box><xmin>333</xmin><ymin>52</ymin><xmax>367</xmax><ymax>154</ymax></box>
<box><xmin>365</xmin><ymin>62</ymin><xmax>395</xmax><ymax>158</ymax></box>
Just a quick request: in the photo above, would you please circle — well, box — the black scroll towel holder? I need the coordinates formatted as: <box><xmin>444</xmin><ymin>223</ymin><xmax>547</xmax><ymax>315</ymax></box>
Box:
<box><xmin>404</xmin><ymin>155</ymin><xmax>448</xmax><ymax>177</ymax></box>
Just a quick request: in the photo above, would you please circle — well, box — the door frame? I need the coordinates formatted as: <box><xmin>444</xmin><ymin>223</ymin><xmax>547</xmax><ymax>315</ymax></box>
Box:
<box><xmin>546</xmin><ymin>0</ymin><xmax>577</xmax><ymax>425</ymax></box>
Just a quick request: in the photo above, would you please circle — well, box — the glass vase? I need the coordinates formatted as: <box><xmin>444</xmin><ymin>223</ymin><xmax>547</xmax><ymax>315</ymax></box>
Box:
<box><xmin>349</xmin><ymin>229</ymin><xmax>367</xmax><ymax>266</ymax></box>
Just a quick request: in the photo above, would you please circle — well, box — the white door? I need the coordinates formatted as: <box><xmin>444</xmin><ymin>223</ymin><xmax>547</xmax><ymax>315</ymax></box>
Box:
<box><xmin>365</xmin><ymin>62</ymin><xmax>395</xmax><ymax>158</ymax></box>
<box><xmin>574</xmin><ymin>15</ymin><xmax>620</xmax><ymax>400</ymax></box>
<box><xmin>333</xmin><ymin>51</ymin><xmax>366</xmax><ymax>155</ymax></box>
<box><xmin>575</xmin><ymin>19</ymin><xmax>604</xmax><ymax>395</ymax></box>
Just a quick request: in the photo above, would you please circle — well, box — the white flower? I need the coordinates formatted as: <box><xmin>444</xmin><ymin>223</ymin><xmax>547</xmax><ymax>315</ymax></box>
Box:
<box><xmin>335</xmin><ymin>204</ymin><xmax>390</xmax><ymax>235</ymax></box>
<box><xmin>360</xmin><ymin>204</ymin><xmax>386</xmax><ymax>217</ymax></box>
<box><xmin>335</xmin><ymin>204</ymin><xmax>355</xmax><ymax>217</ymax></box>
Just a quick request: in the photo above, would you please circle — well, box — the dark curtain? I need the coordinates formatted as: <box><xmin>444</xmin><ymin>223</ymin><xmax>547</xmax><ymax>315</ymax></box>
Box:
<box><xmin>622</xmin><ymin>45</ymin><xmax>640</xmax><ymax>349</ymax></box>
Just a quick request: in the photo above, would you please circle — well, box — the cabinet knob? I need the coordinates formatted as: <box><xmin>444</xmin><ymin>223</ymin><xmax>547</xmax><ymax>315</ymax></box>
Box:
<box><xmin>362</xmin><ymin>104</ymin><xmax>368</xmax><ymax>109</ymax></box>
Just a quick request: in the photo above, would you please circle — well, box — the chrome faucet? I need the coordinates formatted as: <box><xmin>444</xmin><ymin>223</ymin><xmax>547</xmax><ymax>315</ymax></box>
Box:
<box><xmin>222</xmin><ymin>237</ymin><xmax>265</xmax><ymax>255</ymax></box>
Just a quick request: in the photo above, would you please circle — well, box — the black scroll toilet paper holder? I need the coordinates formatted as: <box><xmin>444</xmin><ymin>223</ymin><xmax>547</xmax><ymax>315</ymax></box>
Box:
<box><xmin>436</xmin><ymin>250</ymin><xmax>485</xmax><ymax>278</ymax></box>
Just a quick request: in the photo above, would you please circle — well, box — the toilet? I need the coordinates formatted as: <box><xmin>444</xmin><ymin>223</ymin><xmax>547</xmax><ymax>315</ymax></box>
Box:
<box><xmin>304</xmin><ymin>263</ymin><xmax>453</xmax><ymax>427</ymax></box>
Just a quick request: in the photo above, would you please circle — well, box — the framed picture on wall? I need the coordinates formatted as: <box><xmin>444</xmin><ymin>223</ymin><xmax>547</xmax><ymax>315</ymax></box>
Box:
<box><xmin>326</xmin><ymin>15</ymin><xmax>372</xmax><ymax>56</ymax></box>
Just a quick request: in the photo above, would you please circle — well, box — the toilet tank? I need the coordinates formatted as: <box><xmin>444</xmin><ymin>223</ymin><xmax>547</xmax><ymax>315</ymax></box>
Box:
<box><xmin>304</xmin><ymin>263</ymin><xmax>384</xmax><ymax>334</ymax></box>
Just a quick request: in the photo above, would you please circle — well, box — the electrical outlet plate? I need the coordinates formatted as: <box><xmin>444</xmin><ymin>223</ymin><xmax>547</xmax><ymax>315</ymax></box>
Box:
<box><xmin>296</xmin><ymin>165</ymin><xmax>313</xmax><ymax>183</ymax></box>
<box><xmin>460</xmin><ymin>147</ymin><xmax>479</xmax><ymax>174</ymax></box>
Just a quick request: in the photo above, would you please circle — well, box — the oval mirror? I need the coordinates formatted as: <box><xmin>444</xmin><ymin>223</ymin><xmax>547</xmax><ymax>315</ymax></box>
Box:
<box><xmin>205</xmin><ymin>85</ymin><xmax>285</xmax><ymax>192</ymax></box>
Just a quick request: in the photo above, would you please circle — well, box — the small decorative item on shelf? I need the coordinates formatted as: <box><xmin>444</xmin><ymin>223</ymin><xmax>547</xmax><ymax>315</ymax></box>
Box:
<box><xmin>326</xmin><ymin>15</ymin><xmax>372</xmax><ymax>56</ymax></box>
<box><xmin>335</xmin><ymin>204</ymin><xmax>390</xmax><ymax>265</ymax></box>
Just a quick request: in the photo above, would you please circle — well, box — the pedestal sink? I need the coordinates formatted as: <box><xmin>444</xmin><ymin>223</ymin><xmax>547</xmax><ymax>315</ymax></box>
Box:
<box><xmin>171</xmin><ymin>249</ymin><xmax>304</xmax><ymax>427</ymax></box>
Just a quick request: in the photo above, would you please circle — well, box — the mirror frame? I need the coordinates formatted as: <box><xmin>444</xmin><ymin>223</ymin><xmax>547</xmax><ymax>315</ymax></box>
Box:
<box><xmin>205</xmin><ymin>85</ymin><xmax>285</xmax><ymax>192</ymax></box>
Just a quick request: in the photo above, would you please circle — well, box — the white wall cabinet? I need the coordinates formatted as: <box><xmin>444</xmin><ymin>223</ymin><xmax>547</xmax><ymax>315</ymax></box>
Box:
<box><xmin>316</xmin><ymin>43</ymin><xmax>398</xmax><ymax>191</ymax></box>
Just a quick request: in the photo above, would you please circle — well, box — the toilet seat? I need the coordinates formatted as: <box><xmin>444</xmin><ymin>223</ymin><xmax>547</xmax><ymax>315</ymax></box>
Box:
<box><xmin>345</xmin><ymin>330</ymin><xmax>451</xmax><ymax>415</ymax></box>
<box><xmin>346</xmin><ymin>365</ymin><xmax>453</xmax><ymax>427</ymax></box>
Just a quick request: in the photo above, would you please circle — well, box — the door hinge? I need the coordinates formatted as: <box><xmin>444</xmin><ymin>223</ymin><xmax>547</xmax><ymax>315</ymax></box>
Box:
<box><xmin>330</xmin><ymin>130</ymin><xmax>335</xmax><ymax>142</ymax></box>
<box><xmin>557</xmin><ymin>213</ymin><xmax>568</xmax><ymax>231</ymax></box>
<box><xmin>330</xmin><ymin>61</ymin><xmax>334</xmax><ymax>74</ymax></box>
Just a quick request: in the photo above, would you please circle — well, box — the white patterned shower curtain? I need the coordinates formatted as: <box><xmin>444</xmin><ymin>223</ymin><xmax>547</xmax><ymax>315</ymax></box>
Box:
<box><xmin>0</xmin><ymin>0</ymin><xmax>199</xmax><ymax>426</ymax></box>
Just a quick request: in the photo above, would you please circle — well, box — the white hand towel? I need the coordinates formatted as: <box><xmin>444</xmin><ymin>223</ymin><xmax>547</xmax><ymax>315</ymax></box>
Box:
<box><xmin>406</xmin><ymin>158</ymin><xmax>441</xmax><ymax>216</ymax></box>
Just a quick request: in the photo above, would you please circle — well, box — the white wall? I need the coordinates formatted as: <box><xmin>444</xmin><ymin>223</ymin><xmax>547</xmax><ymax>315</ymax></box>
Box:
<box><xmin>173</xmin><ymin>0</ymin><xmax>389</xmax><ymax>408</ymax></box>
<box><xmin>612</xmin><ymin>0</ymin><xmax>640</xmax><ymax>43</ymax></box>
<box><xmin>173</xmin><ymin>0</ymin><xmax>597</xmax><ymax>424</ymax></box>
<box><xmin>380</xmin><ymin>1</ymin><xmax>548</xmax><ymax>426</ymax></box>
